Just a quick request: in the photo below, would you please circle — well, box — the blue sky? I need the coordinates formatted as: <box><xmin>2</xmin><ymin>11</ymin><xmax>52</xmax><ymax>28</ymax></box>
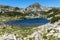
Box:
<box><xmin>0</xmin><ymin>0</ymin><xmax>60</xmax><ymax>8</ymax></box>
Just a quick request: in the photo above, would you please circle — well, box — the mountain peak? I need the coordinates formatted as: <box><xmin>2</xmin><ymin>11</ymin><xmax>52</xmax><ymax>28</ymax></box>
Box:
<box><xmin>32</xmin><ymin>2</ymin><xmax>40</xmax><ymax>6</ymax></box>
<box><xmin>28</xmin><ymin>3</ymin><xmax>41</xmax><ymax>8</ymax></box>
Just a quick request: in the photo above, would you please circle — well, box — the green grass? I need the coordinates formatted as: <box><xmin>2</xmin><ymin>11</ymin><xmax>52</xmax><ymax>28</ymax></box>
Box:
<box><xmin>0</xmin><ymin>25</ymin><xmax>36</xmax><ymax>38</ymax></box>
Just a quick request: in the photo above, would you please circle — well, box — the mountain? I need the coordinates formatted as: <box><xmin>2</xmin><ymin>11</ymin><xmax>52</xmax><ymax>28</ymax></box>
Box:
<box><xmin>0</xmin><ymin>3</ymin><xmax>51</xmax><ymax>13</ymax></box>
<box><xmin>19</xmin><ymin>3</ymin><xmax>51</xmax><ymax>17</ymax></box>
<box><xmin>0</xmin><ymin>3</ymin><xmax>60</xmax><ymax>23</ymax></box>
<box><xmin>27</xmin><ymin>3</ymin><xmax>51</xmax><ymax>11</ymax></box>
<box><xmin>26</xmin><ymin>3</ymin><xmax>51</xmax><ymax>12</ymax></box>
<box><xmin>28</xmin><ymin>3</ymin><xmax>40</xmax><ymax>8</ymax></box>
<box><xmin>0</xmin><ymin>3</ymin><xmax>51</xmax><ymax>17</ymax></box>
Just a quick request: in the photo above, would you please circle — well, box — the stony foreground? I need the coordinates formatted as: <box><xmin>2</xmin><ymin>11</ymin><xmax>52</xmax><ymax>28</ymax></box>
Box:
<box><xmin>0</xmin><ymin>20</ymin><xmax>60</xmax><ymax>40</ymax></box>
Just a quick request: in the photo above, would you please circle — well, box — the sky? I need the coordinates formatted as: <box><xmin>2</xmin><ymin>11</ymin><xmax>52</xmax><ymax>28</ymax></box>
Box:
<box><xmin>0</xmin><ymin>0</ymin><xmax>60</xmax><ymax>8</ymax></box>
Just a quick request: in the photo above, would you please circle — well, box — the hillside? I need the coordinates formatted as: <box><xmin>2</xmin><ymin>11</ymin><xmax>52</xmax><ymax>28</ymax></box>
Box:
<box><xmin>45</xmin><ymin>8</ymin><xmax>60</xmax><ymax>23</ymax></box>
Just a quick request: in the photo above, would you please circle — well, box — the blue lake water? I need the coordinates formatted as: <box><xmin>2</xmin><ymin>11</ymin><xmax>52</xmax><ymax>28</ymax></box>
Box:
<box><xmin>3</xmin><ymin>18</ymin><xmax>50</xmax><ymax>26</ymax></box>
